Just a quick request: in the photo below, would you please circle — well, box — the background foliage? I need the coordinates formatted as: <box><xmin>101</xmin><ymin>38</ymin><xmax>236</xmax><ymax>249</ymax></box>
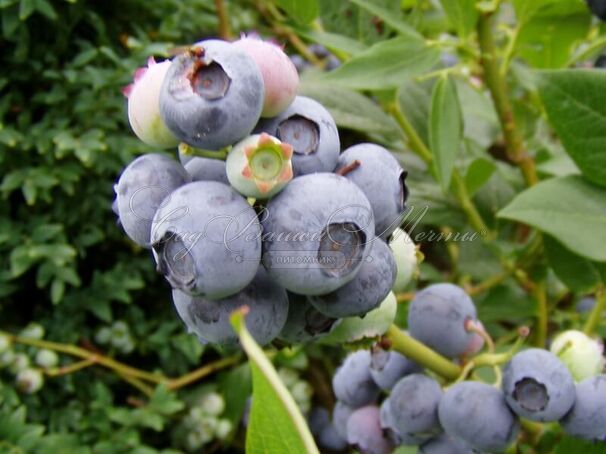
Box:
<box><xmin>1</xmin><ymin>0</ymin><xmax>606</xmax><ymax>452</ymax></box>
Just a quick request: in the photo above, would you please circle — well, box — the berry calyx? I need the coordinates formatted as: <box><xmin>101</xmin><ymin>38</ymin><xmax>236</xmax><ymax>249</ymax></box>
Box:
<box><xmin>226</xmin><ymin>133</ymin><xmax>293</xmax><ymax>198</ymax></box>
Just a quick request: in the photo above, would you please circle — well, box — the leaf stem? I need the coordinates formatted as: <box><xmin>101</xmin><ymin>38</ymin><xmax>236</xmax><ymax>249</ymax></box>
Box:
<box><xmin>477</xmin><ymin>13</ymin><xmax>538</xmax><ymax>187</ymax></box>
<box><xmin>533</xmin><ymin>281</ymin><xmax>548</xmax><ymax>348</ymax></box>
<box><xmin>583</xmin><ymin>286</ymin><xmax>606</xmax><ymax>336</ymax></box>
<box><xmin>167</xmin><ymin>355</ymin><xmax>241</xmax><ymax>390</ymax></box>
<box><xmin>384</xmin><ymin>324</ymin><xmax>461</xmax><ymax>380</ymax></box>
<box><xmin>387</xmin><ymin>102</ymin><xmax>491</xmax><ymax>236</ymax></box>
<box><xmin>214</xmin><ymin>0</ymin><xmax>233</xmax><ymax>40</ymax></box>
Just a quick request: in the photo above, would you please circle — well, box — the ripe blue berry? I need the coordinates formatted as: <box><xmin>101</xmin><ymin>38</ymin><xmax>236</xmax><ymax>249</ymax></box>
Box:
<box><xmin>332</xmin><ymin>350</ymin><xmax>380</xmax><ymax>408</ymax></box>
<box><xmin>159</xmin><ymin>40</ymin><xmax>264</xmax><ymax>150</ymax></box>
<box><xmin>151</xmin><ymin>181</ymin><xmax>261</xmax><ymax>299</ymax></box>
<box><xmin>560</xmin><ymin>375</ymin><xmax>606</xmax><ymax>441</ymax></box>
<box><xmin>308</xmin><ymin>238</ymin><xmax>396</xmax><ymax>318</ymax></box>
<box><xmin>171</xmin><ymin>267</ymin><xmax>288</xmax><ymax>346</ymax></box>
<box><xmin>333</xmin><ymin>401</ymin><xmax>354</xmax><ymax>439</ymax></box>
<box><xmin>114</xmin><ymin>153</ymin><xmax>190</xmax><ymax>248</ymax></box>
<box><xmin>278</xmin><ymin>292</ymin><xmax>338</xmax><ymax>344</ymax></box>
<box><xmin>388</xmin><ymin>373</ymin><xmax>442</xmax><ymax>441</ymax></box>
<box><xmin>256</xmin><ymin>96</ymin><xmax>340</xmax><ymax>176</ymax></box>
<box><xmin>407</xmin><ymin>283</ymin><xmax>477</xmax><ymax>358</ymax></box>
<box><xmin>502</xmin><ymin>348</ymin><xmax>576</xmax><ymax>422</ymax></box>
<box><xmin>184</xmin><ymin>157</ymin><xmax>229</xmax><ymax>185</ymax></box>
<box><xmin>346</xmin><ymin>405</ymin><xmax>394</xmax><ymax>454</ymax></box>
<box><xmin>337</xmin><ymin>143</ymin><xmax>408</xmax><ymax>239</ymax></box>
<box><xmin>369</xmin><ymin>345</ymin><xmax>421</xmax><ymax>391</ymax></box>
<box><xmin>439</xmin><ymin>381</ymin><xmax>520</xmax><ymax>452</ymax></box>
<box><xmin>379</xmin><ymin>397</ymin><xmax>425</xmax><ymax>446</ymax></box>
<box><xmin>419</xmin><ymin>433</ymin><xmax>475</xmax><ymax>454</ymax></box>
<box><xmin>261</xmin><ymin>173</ymin><xmax>374</xmax><ymax>295</ymax></box>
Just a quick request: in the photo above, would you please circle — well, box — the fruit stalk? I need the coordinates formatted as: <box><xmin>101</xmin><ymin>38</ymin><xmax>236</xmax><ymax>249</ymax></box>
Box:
<box><xmin>477</xmin><ymin>12</ymin><xmax>538</xmax><ymax>187</ymax></box>
<box><xmin>533</xmin><ymin>280</ymin><xmax>548</xmax><ymax>348</ymax></box>
<box><xmin>214</xmin><ymin>0</ymin><xmax>233</xmax><ymax>40</ymax></box>
<box><xmin>583</xmin><ymin>285</ymin><xmax>606</xmax><ymax>335</ymax></box>
<box><xmin>384</xmin><ymin>324</ymin><xmax>461</xmax><ymax>380</ymax></box>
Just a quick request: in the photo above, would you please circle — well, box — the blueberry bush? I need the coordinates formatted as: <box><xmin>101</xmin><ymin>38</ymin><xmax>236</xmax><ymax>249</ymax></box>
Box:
<box><xmin>1</xmin><ymin>0</ymin><xmax>606</xmax><ymax>452</ymax></box>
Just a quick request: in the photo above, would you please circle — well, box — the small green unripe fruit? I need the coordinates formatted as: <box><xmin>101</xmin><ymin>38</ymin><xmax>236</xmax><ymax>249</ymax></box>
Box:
<box><xmin>35</xmin><ymin>349</ymin><xmax>59</xmax><ymax>369</ymax></box>
<box><xmin>389</xmin><ymin>228</ymin><xmax>419</xmax><ymax>292</ymax></box>
<box><xmin>226</xmin><ymin>133</ymin><xmax>293</xmax><ymax>198</ymax></box>
<box><xmin>215</xmin><ymin>418</ymin><xmax>233</xmax><ymax>440</ymax></box>
<box><xmin>16</xmin><ymin>368</ymin><xmax>44</xmax><ymax>394</ymax></box>
<box><xmin>550</xmin><ymin>330</ymin><xmax>605</xmax><ymax>382</ymax></box>
<box><xmin>20</xmin><ymin>322</ymin><xmax>44</xmax><ymax>340</ymax></box>
<box><xmin>198</xmin><ymin>392</ymin><xmax>225</xmax><ymax>417</ymax></box>
<box><xmin>0</xmin><ymin>333</ymin><xmax>11</xmax><ymax>353</ymax></box>
<box><xmin>10</xmin><ymin>353</ymin><xmax>31</xmax><ymax>374</ymax></box>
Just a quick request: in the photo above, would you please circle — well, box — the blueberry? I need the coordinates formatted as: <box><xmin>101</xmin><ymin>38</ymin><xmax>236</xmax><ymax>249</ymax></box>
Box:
<box><xmin>370</xmin><ymin>345</ymin><xmax>421</xmax><ymax>391</ymax></box>
<box><xmin>151</xmin><ymin>181</ymin><xmax>261</xmax><ymax>299</ymax></box>
<box><xmin>333</xmin><ymin>400</ymin><xmax>354</xmax><ymax>439</ymax></box>
<box><xmin>184</xmin><ymin>156</ymin><xmax>229</xmax><ymax>185</ymax></box>
<box><xmin>332</xmin><ymin>350</ymin><xmax>380</xmax><ymax>408</ymax></box>
<box><xmin>346</xmin><ymin>405</ymin><xmax>394</xmax><ymax>454</ymax></box>
<box><xmin>261</xmin><ymin>173</ymin><xmax>374</xmax><ymax>295</ymax></box>
<box><xmin>171</xmin><ymin>266</ymin><xmax>288</xmax><ymax>346</ymax></box>
<box><xmin>388</xmin><ymin>373</ymin><xmax>442</xmax><ymax>441</ymax></box>
<box><xmin>379</xmin><ymin>398</ymin><xmax>425</xmax><ymax>446</ymax></box>
<box><xmin>560</xmin><ymin>375</ymin><xmax>606</xmax><ymax>441</ymax></box>
<box><xmin>124</xmin><ymin>58</ymin><xmax>179</xmax><ymax>148</ymax></box>
<box><xmin>325</xmin><ymin>55</ymin><xmax>341</xmax><ymax>71</ymax></box>
<box><xmin>115</xmin><ymin>153</ymin><xmax>190</xmax><ymax>248</ymax></box>
<box><xmin>159</xmin><ymin>40</ymin><xmax>264</xmax><ymax>150</ymax></box>
<box><xmin>407</xmin><ymin>283</ymin><xmax>477</xmax><ymax>358</ymax></box>
<box><xmin>576</xmin><ymin>296</ymin><xmax>596</xmax><ymax>313</ymax></box>
<box><xmin>337</xmin><ymin>143</ymin><xmax>408</xmax><ymax>239</ymax></box>
<box><xmin>438</xmin><ymin>381</ymin><xmax>520</xmax><ymax>452</ymax></box>
<box><xmin>278</xmin><ymin>292</ymin><xmax>338</xmax><ymax>344</ymax></box>
<box><xmin>308</xmin><ymin>407</ymin><xmax>330</xmax><ymax>436</ymax></box>
<box><xmin>225</xmin><ymin>133</ymin><xmax>293</xmax><ymax>199</ymax></box>
<box><xmin>233</xmin><ymin>36</ymin><xmax>299</xmax><ymax>117</ymax></box>
<box><xmin>587</xmin><ymin>0</ymin><xmax>606</xmax><ymax>20</ymax></box>
<box><xmin>289</xmin><ymin>54</ymin><xmax>309</xmax><ymax>73</ymax></box>
<box><xmin>419</xmin><ymin>433</ymin><xmax>475</xmax><ymax>454</ymax></box>
<box><xmin>256</xmin><ymin>96</ymin><xmax>340</xmax><ymax>176</ymax></box>
<box><xmin>502</xmin><ymin>348</ymin><xmax>576</xmax><ymax>422</ymax></box>
<box><xmin>308</xmin><ymin>238</ymin><xmax>396</xmax><ymax>318</ymax></box>
<box><xmin>309</xmin><ymin>44</ymin><xmax>331</xmax><ymax>59</ymax></box>
<box><xmin>550</xmin><ymin>330</ymin><xmax>605</xmax><ymax>382</ymax></box>
<box><xmin>318</xmin><ymin>423</ymin><xmax>347</xmax><ymax>451</ymax></box>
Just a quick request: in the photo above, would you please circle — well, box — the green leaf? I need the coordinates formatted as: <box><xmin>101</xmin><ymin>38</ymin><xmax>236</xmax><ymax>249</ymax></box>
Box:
<box><xmin>429</xmin><ymin>75</ymin><xmax>462</xmax><ymax>193</ymax></box>
<box><xmin>516</xmin><ymin>13</ymin><xmax>590</xmax><ymax>68</ymax></box>
<box><xmin>322</xmin><ymin>291</ymin><xmax>397</xmax><ymax>344</ymax></box>
<box><xmin>298</xmin><ymin>80</ymin><xmax>400</xmax><ymax>136</ymax></box>
<box><xmin>477</xmin><ymin>284</ymin><xmax>537</xmax><ymax>321</ymax></box>
<box><xmin>397</xmin><ymin>78</ymin><xmax>433</xmax><ymax>145</ymax></box>
<box><xmin>322</xmin><ymin>36</ymin><xmax>440</xmax><ymax>89</ymax></box>
<box><xmin>556</xmin><ymin>435</ymin><xmax>606</xmax><ymax>454</ymax></box>
<box><xmin>537</xmin><ymin>70</ymin><xmax>606</xmax><ymax>187</ymax></box>
<box><xmin>439</xmin><ymin>0</ymin><xmax>479</xmax><ymax>38</ymax></box>
<box><xmin>276</xmin><ymin>0</ymin><xmax>318</xmax><ymax>25</ymax></box>
<box><xmin>230</xmin><ymin>310</ymin><xmax>318</xmax><ymax>454</ymax></box>
<box><xmin>465</xmin><ymin>158</ymin><xmax>496</xmax><ymax>195</ymax></box>
<box><xmin>498</xmin><ymin>176</ymin><xmax>606</xmax><ymax>262</ymax></box>
<box><xmin>348</xmin><ymin>0</ymin><xmax>420</xmax><ymax>38</ymax></box>
<box><xmin>292</xmin><ymin>28</ymin><xmax>368</xmax><ymax>55</ymax></box>
<box><xmin>543</xmin><ymin>235</ymin><xmax>600</xmax><ymax>293</ymax></box>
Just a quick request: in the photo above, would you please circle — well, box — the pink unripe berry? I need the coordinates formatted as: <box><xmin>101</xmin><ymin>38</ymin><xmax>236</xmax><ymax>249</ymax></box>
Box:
<box><xmin>124</xmin><ymin>58</ymin><xmax>179</xmax><ymax>148</ymax></box>
<box><xmin>233</xmin><ymin>36</ymin><xmax>299</xmax><ymax>117</ymax></box>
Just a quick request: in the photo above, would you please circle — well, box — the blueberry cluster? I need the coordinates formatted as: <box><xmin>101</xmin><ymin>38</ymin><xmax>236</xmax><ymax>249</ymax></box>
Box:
<box><xmin>319</xmin><ymin>284</ymin><xmax>606</xmax><ymax>453</ymax></box>
<box><xmin>116</xmin><ymin>36</ymin><xmax>411</xmax><ymax>347</ymax></box>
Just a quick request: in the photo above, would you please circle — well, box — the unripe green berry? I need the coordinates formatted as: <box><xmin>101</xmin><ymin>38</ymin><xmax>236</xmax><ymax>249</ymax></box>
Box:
<box><xmin>0</xmin><ymin>350</ymin><xmax>15</xmax><ymax>368</ymax></box>
<box><xmin>35</xmin><ymin>349</ymin><xmax>59</xmax><ymax>369</ymax></box>
<box><xmin>389</xmin><ymin>228</ymin><xmax>419</xmax><ymax>293</ymax></box>
<box><xmin>20</xmin><ymin>323</ymin><xmax>44</xmax><ymax>340</ymax></box>
<box><xmin>16</xmin><ymin>368</ymin><xmax>44</xmax><ymax>394</ymax></box>
<box><xmin>215</xmin><ymin>418</ymin><xmax>233</xmax><ymax>440</ymax></box>
<box><xmin>10</xmin><ymin>353</ymin><xmax>31</xmax><ymax>374</ymax></box>
<box><xmin>198</xmin><ymin>392</ymin><xmax>225</xmax><ymax>417</ymax></box>
<box><xmin>95</xmin><ymin>327</ymin><xmax>112</xmax><ymax>345</ymax></box>
<box><xmin>550</xmin><ymin>330</ymin><xmax>605</xmax><ymax>382</ymax></box>
<box><xmin>277</xmin><ymin>367</ymin><xmax>299</xmax><ymax>388</ymax></box>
